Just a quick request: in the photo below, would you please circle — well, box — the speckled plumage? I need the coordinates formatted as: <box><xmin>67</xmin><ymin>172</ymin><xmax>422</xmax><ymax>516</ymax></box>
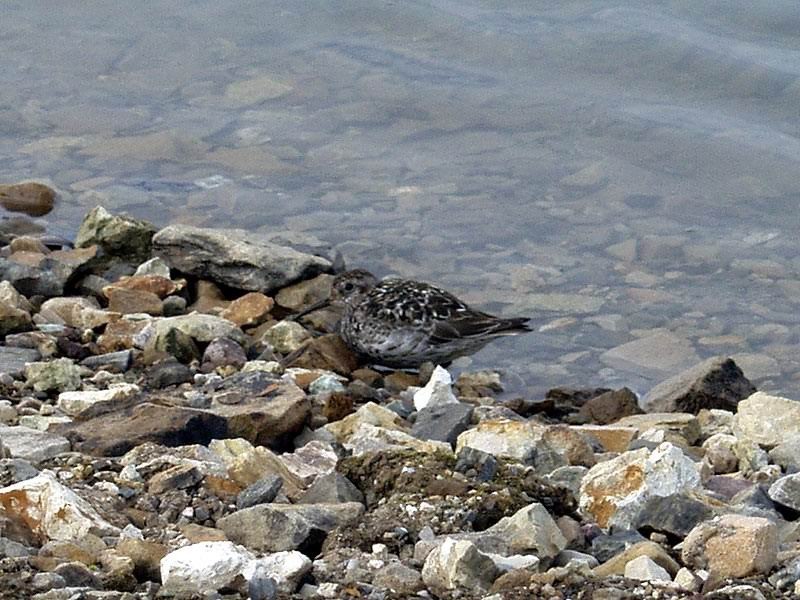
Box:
<box><xmin>330</xmin><ymin>269</ymin><xmax>531</xmax><ymax>368</ymax></box>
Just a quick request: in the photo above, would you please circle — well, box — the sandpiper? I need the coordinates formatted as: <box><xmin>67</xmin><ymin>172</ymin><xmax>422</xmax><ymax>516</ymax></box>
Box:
<box><xmin>297</xmin><ymin>269</ymin><xmax>531</xmax><ymax>368</ymax></box>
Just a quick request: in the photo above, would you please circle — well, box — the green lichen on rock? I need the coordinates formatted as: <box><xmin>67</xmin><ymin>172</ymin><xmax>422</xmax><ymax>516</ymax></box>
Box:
<box><xmin>75</xmin><ymin>205</ymin><xmax>157</xmax><ymax>263</ymax></box>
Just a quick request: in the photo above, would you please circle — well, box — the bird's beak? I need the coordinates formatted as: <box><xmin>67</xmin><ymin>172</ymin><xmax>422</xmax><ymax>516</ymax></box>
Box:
<box><xmin>288</xmin><ymin>297</ymin><xmax>332</xmax><ymax>321</ymax></box>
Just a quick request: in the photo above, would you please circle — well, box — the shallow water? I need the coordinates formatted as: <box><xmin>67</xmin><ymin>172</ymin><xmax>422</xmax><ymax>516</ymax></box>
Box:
<box><xmin>4</xmin><ymin>1</ymin><xmax>800</xmax><ymax>398</ymax></box>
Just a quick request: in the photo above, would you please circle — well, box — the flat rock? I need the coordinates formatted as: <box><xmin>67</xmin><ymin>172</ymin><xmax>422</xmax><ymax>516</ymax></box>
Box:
<box><xmin>681</xmin><ymin>515</ymin><xmax>778</xmax><ymax>578</ymax></box>
<box><xmin>236</xmin><ymin>474</ymin><xmax>283</xmax><ymax>509</ymax></box>
<box><xmin>0</xmin><ymin>472</ymin><xmax>119</xmax><ymax>544</ymax></box>
<box><xmin>641</xmin><ymin>356</ymin><xmax>755</xmax><ymax>413</ymax></box>
<box><xmin>572</xmin><ymin>425</ymin><xmax>638</xmax><ymax>453</ymax></box>
<box><xmin>274</xmin><ymin>274</ymin><xmax>333</xmax><ymax>311</ymax></box>
<box><xmin>614</xmin><ymin>412</ymin><xmax>701</xmax><ymax>445</ymax></box>
<box><xmin>599</xmin><ymin>331</ymin><xmax>700</xmax><ymax>380</ymax></box>
<box><xmin>287</xmin><ymin>334</ymin><xmax>359</xmax><ymax>376</ymax></box>
<box><xmin>209</xmin><ymin>438</ymin><xmax>305</xmax><ymax>499</ymax></box>
<box><xmin>298</xmin><ymin>472</ymin><xmax>364</xmax><ymax>505</ymax></box>
<box><xmin>54</xmin><ymin>403</ymin><xmax>228</xmax><ymax>456</ymax></box>
<box><xmin>152</xmin><ymin>225</ymin><xmax>331</xmax><ymax>293</ymax></box>
<box><xmin>35</xmin><ymin>297</ymin><xmax>119</xmax><ymax>330</ymax></box>
<box><xmin>160</xmin><ymin>541</ymin><xmax>254</xmax><ymax>594</ymax></box>
<box><xmin>0</xmin><ymin>346</ymin><xmax>40</xmax><ymax>377</ymax></box>
<box><xmin>0</xmin><ymin>182</ymin><xmax>56</xmax><ymax>217</ymax></box>
<box><xmin>733</xmin><ymin>391</ymin><xmax>800</xmax><ymax>447</ymax></box>
<box><xmin>0</xmin><ymin>426</ymin><xmax>70</xmax><ymax>464</ymax></box>
<box><xmin>767</xmin><ymin>473</ymin><xmax>800</xmax><ymax>511</ymax></box>
<box><xmin>579</xmin><ymin>442</ymin><xmax>701</xmax><ymax>529</ymax></box>
<box><xmin>220</xmin><ymin>292</ymin><xmax>274</xmax><ymax>327</ymax></box>
<box><xmin>24</xmin><ymin>358</ymin><xmax>82</xmax><ymax>393</ymax></box>
<box><xmin>57</xmin><ymin>384</ymin><xmax>140</xmax><ymax>417</ymax></box>
<box><xmin>217</xmin><ymin>502</ymin><xmax>364</xmax><ymax>552</ymax></box>
<box><xmin>134</xmin><ymin>313</ymin><xmax>246</xmax><ymax>349</ymax></box>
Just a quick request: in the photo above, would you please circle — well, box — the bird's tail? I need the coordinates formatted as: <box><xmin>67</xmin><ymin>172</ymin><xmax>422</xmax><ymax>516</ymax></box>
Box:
<box><xmin>491</xmin><ymin>317</ymin><xmax>532</xmax><ymax>335</ymax></box>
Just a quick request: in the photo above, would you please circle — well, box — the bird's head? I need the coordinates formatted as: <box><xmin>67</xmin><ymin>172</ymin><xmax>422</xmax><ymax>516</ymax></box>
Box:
<box><xmin>330</xmin><ymin>269</ymin><xmax>378</xmax><ymax>304</ymax></box>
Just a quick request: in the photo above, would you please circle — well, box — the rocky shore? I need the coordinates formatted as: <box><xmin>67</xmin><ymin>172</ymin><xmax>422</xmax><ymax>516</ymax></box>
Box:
<box><xmin>1</xmin><ymin>198</ymin><xmax>799</xmax><ymax>599</ymax></box>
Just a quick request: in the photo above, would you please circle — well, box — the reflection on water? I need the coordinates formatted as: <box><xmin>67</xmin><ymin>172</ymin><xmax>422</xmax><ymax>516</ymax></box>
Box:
<box><xmin>3</xmin><ymin>1</ymin><xmax>800</xmax><ymax>397</ymax></box>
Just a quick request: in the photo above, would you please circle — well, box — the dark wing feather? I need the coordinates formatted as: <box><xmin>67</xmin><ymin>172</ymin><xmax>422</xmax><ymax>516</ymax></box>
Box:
<box><xmin>430</xmin><ymin>311</ymin><xmax>531</xmax><ymax>342</ymax></box>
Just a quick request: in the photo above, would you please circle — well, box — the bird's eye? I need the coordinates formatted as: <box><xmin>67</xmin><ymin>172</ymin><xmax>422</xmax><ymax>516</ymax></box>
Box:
<box><xmin>343</xmin><ymin>282</ymin><xmax>355</xmax><ymax>292</ymax></box>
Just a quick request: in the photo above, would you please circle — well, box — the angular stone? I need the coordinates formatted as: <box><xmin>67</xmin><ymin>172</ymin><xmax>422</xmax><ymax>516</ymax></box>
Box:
<box><xmin>0</xmin><ymin>426</ymin><xmax>70</xmax><ymax>464</ymax></box>
<box><xmin>767</xmin><ymin>473</ymin><xmax>800</xmax><ymax>511</ymax></box>
<box><xmin>103</xmin><ymin>274</ymin><xmax>180</xmax><ymax>298</ymax></box>
<box><xmin>274</xmin><ymin>274</ymin><xmax>333</xmax><ymax>311</ymax></box>
<box><xmin>237</xmin><ymin>475</ymin><xmax>283</xmax><ymax>509</ymax></box>
<box><xmin>681</xmin><ymin>515</ymin><xmax>778</xmax><ymax>578</ymax></box>
<box><xmin>577</xmin><ymin>387</ymin><xmax>641</xmax><ymax>424</ymax></box>
<box><xmin>347</xmin><ymin>424</ymin><xmax>451</xmax><ymax>456</ymax></box>
<box><xmin>80</xmin><ymin>350</ymin><xmax>133</xmax><ymax>373</ymax></box>
<box><xmin>35</xmin><ymin>297</ymin><xmax>119</xmax><ymax>330</ymax></box>
<box><xmin>261</xmin><ymin>320</ymin><xmax>311</xmax><ymax>354</ymax></box>
<box><xmin>593</xmin><ymin>540</ymin><xmax>680</xmax><ymax>577</ymax></box>
<box><xmin>104</xmin><ymin>287</ymin><xmax>163</xmax><ymax>316</ymax></box>
<box><xmin>372</xmin><ymin>561</ymin><xmax>424</xmax><ymax>594</ymax></box>
<box><xmin>624</xmin><ymin>555</ymin><xmax>671</xmax><ymax>582</ymax></box>
<box><xmin>325</xmin><ymin>401</ymin><xmax>406</xmax><ymax>441</ymax></box>
<box><xmin>116</xmin><ymin>538</ymin><xmax>168</xmax><ymax>582</ymax></box>
<box><xmin>733</xmin><ymin>392</ymin><xmax>800</xmax><ymax>447</ymax></box>
<box><xmin>579</xmin><ymin>442</ymin><xmax>701</xmax><ymax>529</ymax></box>
<box><xmin>57</xmin><ymin>384</ymin><xmax>140</xmax><ymax>417</ymax></box>
<box><xmin>641</xmin><ymin>357</ymin><xmax>756</xmax><ymax>414</ymax></box>
<box><xmin>217</xmin><ymin>502</ymin><xmax>364</xmax><ymax>552</ymax></box>
<box><xmin>0</xmin><ymin>472</ymin><xmax>119</xmax><ymax>543</ymax></box>
<box><xmin>768</xmin><ymin>434</ymin><xmax>800</xmax><ymax>471</ymax></box>
<box><xmin>208</xmin><ymin>373</ymin><xmax>310</xmax><ymax>447</ymax></box>
<box><xmin>0</xmin><ymin>257</ymin><xmax>69</xmax><ymax>297</ymax></box>
<box><xmin>287</xmin><ymin>334</ymin><xmax>359</xmax><ymax>376</ymax></box>
<box><xmin>55</xmin><ymin>403</ymin><xmax>228</xmax><ymax>456</ymax></box>
<box><xmin>0</xmin><ymin>347</ymin><xmax>40</xmax><ymax>377</ymax></box>
<box><xmin>24</xmin><ymin>358</ymin><xmax>82</xmax><ymax>393</ymax></box>
<box><xmin>250</xmin><ymin>550</ymin><xmax>312</xmax><ymax>594</ymax></box>
<box><xmin>298</xmin><ymin>472</ymin><xmax>364</xmax><ymax>505</ymax></box>
<box><xmin>483</xmin><ymin>503</ymin><xmax>567</xmax><ymax>558</ymax></box>
<box><xmin>413</xmin><ymin>365</ymin><xmax>458</xmax><ymax>411</ymax></box>
<box><xmin>134</xmin><ymin>313</ymin><xmax>246</xmax><ymax>349</ymax></box>
<box><xmin>421</xmin><ymin>538</ymin><xmax>498</xmax><ymax>592</ymax></box>
<box><xmin>96</xmin><ymin>318</ymin><xmax>147</xmax><ymax>353</ymax></box>
<box><xmin>456</xmin><ymin>419</ymin><xmax>595</xmax><ymax>468</ymax></box>
<box><xmin>412</xmin><ymin>402</ymin><xmax>473</xmax><ymax>446</ymax></box>
<box><xmin>134</xmin><ymin>257</ymin><xmax>171</xmax><ymax>278</ymax></box>
<box><xmin>572</xmin><ymin>425</ymin><xmax>638</xmax><ymax>453</ymax></box>
<box><xmin>279</xmin><ymin>441</ymin><xmax>338</xmax><ymax>485</ymax></box>
<box><xmin>220</xmin><ymin>292</ymin><xmax>274</xmax><ymax>327</ymax></box>
<box><xmin>160</xmin><ymin>541</ymin><xmax>254</xmax><ymax>594</ymax></box>
<box><xmin>201</xmin><ymin>337</ymin><xmax>247</xmax><ymax>371</ymax></box>
<box><xmin>614</xmin><ymin>412</ymin><xmax>701</xmax><ymax>445</ymax></box>
<box><xmin>148</xmin><ymin>464</ymin><xmax>203</xmax><ymax>495</ymax></box>
<box><xmin>209</xmin><ymin>438</ymin><xmax>305</xmax><ymax>499</ymax></box>
<box><xmin>0</xmin><ymin>281</ymin><xmax>32</xmax><ymax>336</ymax></box>
<box><xmin>75</xmin><ymin>206</ymin><xmax>156</xmax><ymax>262</ymax></box>
<box><xmin>152</xmin><ymin>225</ymin><xmax>331</xmax><ymax>293</ymax></box>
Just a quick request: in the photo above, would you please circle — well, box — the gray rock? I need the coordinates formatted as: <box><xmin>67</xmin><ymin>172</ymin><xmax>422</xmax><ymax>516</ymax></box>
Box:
<box><xmin>733</xmin><ymin>392</ymin><xmax>800</xmax><ymax>447</ymax></box>
<box><xmin>421</xmin><ymin>538</ymin><xmax>498</xmax><ymax>592</ymax></box>
<box><xmin>75</xmin><ymin>205</ymin><xmax>156</xmax><ymax>262</ymax></box>
<box><xmin>454</xmin><ymin>446</ymin><xmax>498</xmax><ymax>482</ymax></box>
<box><xmin>53</xmin><ymin>561</ymin><xmax>101</xmax><ymax>587</ymax></box>
<box><xmin>80</xmin><ymin>350</ymin><xmax>133</xmax><ymax>372</ymax></box>
<box><xmin>372</xmin><ymin>561</ymin><xmax>424</xmax><ymax>594</ymax></box>
<box><xmin>31</xmin><ymin>572</ymin><xmax>67</xmax><ymax>591</ymax></box>
<box><xmin>411</xmin><ymin>402</ymin><xmax>473</xmax><ymax>446</ymax></box>
<box><xmin>201</xmin><ymin>337</ymin><xmax>247</xmax><ymax>372</ymax></box>
<box><xmin>152</xmin><ymin>225</ymin><xmax>331</xmax><ymax>293</ymax></box>
<box><xmin>0</xmin><ymin>346</ymin><xmax>41</xmax><ymax>377</ymax></box>
<box><xmin>631</xmin><ymin>493</ymin><xmax>716</xmax><ymax>537</ymax></box>
<box><xmin>0</xmin><ymin>458</ymin><xmax>39</xmax><ymax>486</ymax></box>
<box><xmin>768</xmin><ymin>473</ymin><xmax>800</xmax><ymax>511</ymax></box>
<box><xmin>769</xmin><ymin>435</ymin><xmax>800</xmax><ymax>471</ymax></box>
<box><xmin>217</xmin><ymin>502</ymin><xmax>364</xmax><ymax>552</ymax></box>
<box><xmin>237</xmin><ymin>475</ymin><xmax>283</xmax><ymax>509</ymax></box>
<box><xmin>590</xmin><ymin>530</ymin><xmax>648</xmax><ymax>563</ymax></box>
<box><xmin>641</xmin><ymin>357</ymin><xmax>755</xmax><ymax>414</ymax></box>
<box><xmin>146</xmin><ymin>359</ymin><xmax>193</xmax><ymax>388</ymax></box>
<box><xmin>0</xmin><ymin>536</ymin><xmax>33</xmax><ymax>557</ymax></box>
<box><xmin>599</xmin><ymin>331</ymin><xmax>700</xmax><ymax>380</ymax></box>
<box><xmin>298</xmin><ymin>472</ymin><xmax>364</xmax><ymax>505</ymax></box>
<box><xmin>0</xmin><ymin>425</ymin><xmax>71</xmax><ymax>464</ymax></box>
<box><xmin>0</xmin><ymin>257</ymin><xmax>72</xmax><ymax>298</ymax></box>
<box><xmin>483</xmin><ymin>502</ymin><xmax>566</xmax><ymax>558</ymax></box>
<box><xmin>625</xmin><ymin>555</ymin><xmax>672</xmax><ymax>582</ymax></box>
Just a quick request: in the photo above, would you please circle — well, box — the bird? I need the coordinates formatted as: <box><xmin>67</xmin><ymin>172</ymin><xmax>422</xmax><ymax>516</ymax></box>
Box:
<box><xmin>296</xmin><ymin>269</ymin><xmax>531</xmax><ymax>368</ymax></box>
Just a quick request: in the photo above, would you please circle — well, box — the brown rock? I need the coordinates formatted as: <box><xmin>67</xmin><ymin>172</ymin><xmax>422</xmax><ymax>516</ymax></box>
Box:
<box><xmin>104</xmin><ymin>275</ymin><xmax>180</xmax><ymax>298</ymax></box>
<box><xmin>384</xmin><ymin>371</ymin><xmax>420</xmax><ymax>392</ymax></box>
<box><xmin>323</xmin><ymin>392</ymin><xmax>354</xmax><ymax>422</ymax></box>
<box><xmin>614</xmin><ymin>413</ymin><xmax>701</xmax><ymax>445</ymax></box>
<box><xmin>116</xmin><ymin>538</ymin><xmax>168</xmax><ymax>582</ymax></box>
<box><xmin>0</xmin><ymin>182</ymin><xmax>56</xmax><ymax>217</ymax></box>
<box><xmin>274</xmin><ymin>273</ymin><xmax>334</xmax><ymax>311</ymax></box>
<box><xmin>572</xmin><ymin>425</ymin><xmax>639</xmax><ymax>453</ymax></box>
<box><xmin>147</xmin><ymin>464</ymin><xmax>203</xmax><ymax>494</ymax></box>
<box><xmin>578</xmin><ymin>387</ymin><xmax>642</xmax><ymax>424</ymax></box>
<box><xmin>220</xmin><ymin>292</ymin><xmax>274</xmax><ymax>327</ymax></box>
<box><xmin>178</xmin><ymin>523</ymin><xmax>228</xmax><ymax>543</ymax></box>
<box><xmin>288</xmin><ymin>334</ymin><xmax>359</xmax><ymax>376</ymax></box>
<box><xmin>189</xmin><ymin>280</ymin><xmax>229</xmax><ymax>314</ymax></box>
<box><xmin>48</xmin><ymin>245</ymin><xmax>100</xmax><ymax>271</ymax></box>
<box><xmin>105</xmin><ymin>287</ymin><xmax>163</xmax><ymax>316</ymax></box>
<box><xmin>8</xmin><ymin>250</ymin><xmax>46</xmax><ymax>267</ymax></box>
<box><xmin>642</xmin><ymin>356</ymin><xmax>756</xmax><ymax>414</ymax></box>
<box><xmin>97</xmin><ymin>318</ymin><xmax>148</xmax><ymax>353</ymax></box>
<box><xmin>9</xmin><ymin>236</ymin><xmax>49</xmax><ymax>254</ymax></box>
<box><xmin>351</xmin><ymin>368</ymin><xmax>382</xmax><ymax>387</ymax></box>
<box><xmin>0</xmin><ymin>281</ymin><xmax>32</xmax><ymax>336</ymax></box>
<box><xmin>54</xmin><ymin>403</ymin><xmax>228</xmax><ymax>456</ymax></box>
<box><xmin>681</xmin><ymin>515</ymin><xmax>777</xmax><ymax>578</ymax></box>
<box><xmin>35</xmin><ymin>297</ymin><xmax>120</xmax><ymax>330</ymax></box>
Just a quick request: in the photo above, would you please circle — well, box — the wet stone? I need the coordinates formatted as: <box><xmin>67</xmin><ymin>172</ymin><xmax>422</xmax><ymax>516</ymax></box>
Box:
<box><xmin>641</xmin><ymin>356</ymin><xmax>755</xmax><ymax>414</ymax></box>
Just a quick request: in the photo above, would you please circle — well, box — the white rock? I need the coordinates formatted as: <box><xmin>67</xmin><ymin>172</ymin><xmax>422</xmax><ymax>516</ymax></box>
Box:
<box><xmin>247</xmin><ymin>550</ymin><xmax>311</xmax><ymax>593</ymax></box>
<box><xmin>485</xmin><ymin>553</ymin><xmax>539</xmax><ymax>573</ymax></box>
<box><xmin>421</xmin><ymin>537</ymin><xmax>498</xmax><ymax>591</ymax></box>
<box><xmin>625</xmin><ymin>555</ymin><xmax>672</xmax><ymax>582</ymax></box>
<box><xmin>345</xmin><ymin>423</ymin><xmax>451</xmax><ymax>456</ymax></box>
<box><xmin>57</xmin><ymin>383</ymin><xmax>140</xmax><ymax>416</ymax></box>
<box><xmin>733</xmin><ymin>391</ymin><xmax>800</xmax><ymax>446</ymax></box>
<box><xmin>484</xmin><ymin>502</ymin><xmax>567</xmax><ymax>558</ymax></box>
<box><xmin>0</xmin><ymin>425</ymin><xmax>71</xmax><ymax>464</ymax></box>
<box><xmin>134</xmin><ymin>257</ymin><xmax>172</xmax><ymax>278</ymax></box>
<box><xmin>160</xmin><ymin>541</ymin><xmax>254</xmax><ymax>594</ymax></box>
<box><xmin>0</xmin><ymin>471</ymin><xmax>119</xmax><ymax>541</ymax></box>
<box><xmin>674</xmin><ymin>567</ymin><xmax>702</xmax><ymax>591</ymax></box>
<box><xmin>414</xmin><ymin>365</ymin><xmax>458</xmax><ymax>411</ymax></box>
<box><xmin>579</xmin><ymin>442</ymin><xmax>701</xmax><ymax>529</ymax></box>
